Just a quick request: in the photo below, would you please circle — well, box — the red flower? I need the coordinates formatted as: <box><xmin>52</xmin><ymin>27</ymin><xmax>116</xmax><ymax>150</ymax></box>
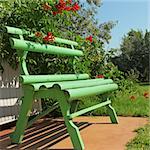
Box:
<box><xmin>43</xmin><ymin>2</ymin><xmax>51</xmax><ymax>11</ymax></box>
<box><xmin>43</xmin><ymin>32</ymin><xmax>55</xmax><ymax>42</ymax></box>
<box><xmin>64</xmin><ymin>6</ymin><xmax>72</xmax><ymax>11</ymax></box>
<box><xmin>55</xmin><ymin>0</ymin><xmax>66</xmax><ymax>11</ymax></box>
<box><xmin>59</xmin><ymin>0</ymin><xmax>66</xmax><ymax>5</ymax></box>
<box><xmin>86</xmin><ymin>35</ymin><xmax>93</xmax><ymax>43</ymax></box>
<box><xmin>96</xmin><ymin>74</ymin><xmax>104</xmax><ymax>78</ymax></box>
<box><xmin>53</xmin><ymin>0</ymin><xmax>79</xmax><ymax>16</ymax></box>
<box><xmin>52</xmin><ymin>11</ymin><xmax>59</xmax><ymax>16</ymax></box>
<box><xmin>71</xmin><ymin>3</ymin><xmax>80</xmax><ymax>11</ymax></box>
<box><xmin>143</xmin><ymin>92</ymin><xmax>149</xmax><ymax>98</ymax></box>
<box><xmin>35</xmin><ymin>32</ymin><xmax>42</xmax><ymax>37</ymax></box>
<box><xmin>130</xmin><ymin>95</ymin><xmax>136</xmax><ymax>100</ymax></box>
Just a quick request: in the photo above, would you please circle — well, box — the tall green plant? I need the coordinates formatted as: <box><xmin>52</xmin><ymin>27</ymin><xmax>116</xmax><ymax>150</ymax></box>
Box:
<box><xmin>112</xmin><ymin>30</ymin><xmax>150</xmax><ymax>82</ymax></box>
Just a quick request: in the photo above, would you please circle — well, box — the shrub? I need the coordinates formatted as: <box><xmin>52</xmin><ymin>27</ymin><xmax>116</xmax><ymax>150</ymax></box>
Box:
<box><xmin>0</xmin><ymin>0</ymin><xmax>116</xmax><ymax>76</ymax></box>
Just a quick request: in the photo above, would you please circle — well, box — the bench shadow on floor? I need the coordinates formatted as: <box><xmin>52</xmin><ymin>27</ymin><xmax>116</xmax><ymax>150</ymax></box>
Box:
<box><xmin>0</xmin><ymin>118</ymin><xmax>96</xmax><ymax>150</ymax></box>
<box><xmin>1</xmin><ymin>118</ymin><xmax>112</xmax><ymax>150</ymax></box>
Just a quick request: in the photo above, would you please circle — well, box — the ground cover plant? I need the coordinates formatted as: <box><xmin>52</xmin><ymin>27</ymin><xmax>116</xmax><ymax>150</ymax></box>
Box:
<box><xmin>78</xmin><ymin>84</ymin><xmax>149</xmax><ymax>117</ymax></box>
<box><xmin>126</xmin><ymin>123</ymin><xmax>150</xmax><ymax>150</ymax></box>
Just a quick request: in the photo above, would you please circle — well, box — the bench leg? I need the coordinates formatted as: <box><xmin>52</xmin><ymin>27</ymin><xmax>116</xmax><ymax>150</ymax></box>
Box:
<box><xmin>65</xmin><ymin>118</ymin><xmax>85</xmax><ymax>150</ymax></box>
<box><xmin>58</xmin><ymin>97</ymin><xmax>84</xmax><ymax>150</ymax></box>
<box><xmin>106</xmin><ymin>101</ymin><xmax>118</xmax><ymax>124</ymax></box>
<box><xmin>71</xmin><ymin>100</ymin><xmax>80</xmax><ymax>113</ymax></box>
<box><xmin>10</xmin><ymin>89</ymin><xmax>34</xmax><ymax>143</ymax></box>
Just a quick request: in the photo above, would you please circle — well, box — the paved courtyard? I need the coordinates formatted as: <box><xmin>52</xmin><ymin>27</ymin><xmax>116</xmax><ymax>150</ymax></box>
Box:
<box><xmin>0</xmin><ymin>116</ymin><xmax>147</xmax><ymax>150</ymax></box>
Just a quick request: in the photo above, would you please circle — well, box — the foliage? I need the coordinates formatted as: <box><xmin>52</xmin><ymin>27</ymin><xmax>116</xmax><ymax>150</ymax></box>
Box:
<box><xmin>46</xmin><ymin>83</ymin><xmax>149</xmax><ymax>118</ymax></box>
<box><xmin>111</xmin><ymin>29</ymin><xmax>150</xmax><ymax>82</ymax></box>
<box><xmin>79</xmin><ymin>85</ymin><xmax>149</xmax><ymax>117</ymax></box>
<box><xmin>126</xmin><ymin>124</ymin><xmax>150</xmax><ymax>149</ymax></box>
<box><xmin>112</xmin><ymin>85</ymin><xmax>149</xmax><ymax>117</ymax></box>
<box><xmin>0</xmin><ymin>0</ymin><xmax>115</xmax><ymax>77</ymax></box>
<box><xmin>98</xmin><ymin>62</ymin><xmax>124</xmax><ymax>81</ymax></box>
<box><xmin>86</xmin><ymin>0</ymin><xmax>101</xmax><ymax>6</ymax></box>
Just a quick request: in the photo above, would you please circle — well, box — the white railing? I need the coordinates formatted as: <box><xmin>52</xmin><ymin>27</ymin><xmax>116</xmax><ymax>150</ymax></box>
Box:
<box><xmin>0</xmin><ymin>62</ymin><xmax>41</xmax><ymax>125</ymax></box>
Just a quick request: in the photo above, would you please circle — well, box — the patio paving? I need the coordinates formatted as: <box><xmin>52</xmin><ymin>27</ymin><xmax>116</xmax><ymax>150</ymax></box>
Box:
<box><xmin>0</xmin><ymin>116</ymin><xmax>148</xmax><ymax>150</ymax></box>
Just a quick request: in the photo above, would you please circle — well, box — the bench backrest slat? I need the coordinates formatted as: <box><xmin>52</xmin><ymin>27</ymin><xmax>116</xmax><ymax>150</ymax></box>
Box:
<box><xmin>20</xmin><ymin>74</ymin><xmax>90</xmax><ymax>84</ymax></box>
<box><xmin>5</xmin><ymin>26</ymin><xmax>78</xmax><ymax>46</ymax></box>
<box><xmin>5</xmin><ymin>26</ymin><xmax>30</xmax><ymax>35</ymax></box>
<box><xmin>10</xmin><ymin>38</ymin><xmax>83</xmax><ymax>57</ymax></box>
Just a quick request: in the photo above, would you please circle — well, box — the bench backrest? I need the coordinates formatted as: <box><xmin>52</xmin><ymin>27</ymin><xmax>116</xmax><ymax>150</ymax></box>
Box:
<box><xmin>5</xmin><ymin>26</ymin><xmax>89</xmax><ymax>83</ymax></box>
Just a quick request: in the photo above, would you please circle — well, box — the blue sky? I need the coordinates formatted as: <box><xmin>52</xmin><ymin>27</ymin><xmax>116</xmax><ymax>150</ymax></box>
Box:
<box><xmin>95</xmin><ymin>0</ymin><xmax>149</xmax><ymax>49</ymax></box>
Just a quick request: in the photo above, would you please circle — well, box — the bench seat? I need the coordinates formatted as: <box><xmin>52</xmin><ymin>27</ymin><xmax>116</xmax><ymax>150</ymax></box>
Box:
<box><xmin>26</xmin><ymin>78</ymin><xmax>114</xmax><ymax>90</ymax></box>
<box><xmin>25</xmin><ymin>77</ymin><xmax>118</xmax><ymax>100</ymax></box>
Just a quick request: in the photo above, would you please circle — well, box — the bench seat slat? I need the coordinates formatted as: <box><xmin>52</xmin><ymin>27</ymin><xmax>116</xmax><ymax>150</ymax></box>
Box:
<box><xmin>20</xmin><ymin>74</ymin><xmax>89</xmax><ymax>84</ymax></box>
<box><xmin>10</xmin><ymin>38</ymin><xmax>82</xmax><ymax>56</ymax></box>
<box><xmin>31</xmin><ymin>79</ymin><xmax>113</xmax><ymax>91</ymax></box>
<box><xmin>67</xmin><ymin>84</ymin><xmax>118</xmax><ymax>101</ymax></box>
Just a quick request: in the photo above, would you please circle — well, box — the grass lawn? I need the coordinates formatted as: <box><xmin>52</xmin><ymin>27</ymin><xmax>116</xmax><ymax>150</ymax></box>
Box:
<box><xmin>126</xmin><ymin>123</ymin><xmax>150</xmax><ymax>150</ymax></box>
<box><xmin>79</xmin><ymin>85</ymin><xmax>149</xmax><ymax>117</ymax></box>
<box><xmin>112</xmin><ymin>85</ymin><xmax>149</xmax><ymax>117</ymax></box>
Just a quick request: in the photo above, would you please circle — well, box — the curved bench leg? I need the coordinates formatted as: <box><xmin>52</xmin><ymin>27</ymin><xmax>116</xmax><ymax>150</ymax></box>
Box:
<box><xmin>58</xmin><ymin>96</ymin><xmax>84</xmax><ymax>150</ymax></box>
<box><xmin>106</xmin><ymin>102</ymin><xmax>119</xmax><ymax>124</ymax></box>
<box><xmin>71</xmin><ymin>100</ymin><xmax>80</xmax><ymax>113</ymax></box>
<box><xmin>65</xmin><ymin>118</ymin><xmax>85</xmax><ymax>150</ymax></box>
<box><xmin>10</xmin><ymin>88</ymin><xmax>34</xmax><ymax>143</ymax></box>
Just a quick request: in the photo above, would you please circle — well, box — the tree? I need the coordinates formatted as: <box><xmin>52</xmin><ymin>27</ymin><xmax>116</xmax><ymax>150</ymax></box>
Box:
<box><xmin>112</xmin><ymin>29</ymin><xmax>150</xmax><ymax>82</ymax></box>
<box><xmin>86</xmin><ymin>0</ymin><xmax>101</xmax><ymax>6</ymax></box>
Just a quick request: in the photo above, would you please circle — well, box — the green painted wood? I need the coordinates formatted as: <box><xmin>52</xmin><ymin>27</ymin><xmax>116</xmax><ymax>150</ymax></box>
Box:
<box><xmin>20</xmin><ymin>74</ymin><xmax>89</xmax><ymax>84</ymax></box>
<box><xmin>10</xmin><ymin>88</ymin><xmax>34</xmax><ymax>143</ymax></box>
<box><xmin>34</xmin><ymin>87</ymin><xmax>84</xmax><ymax>149</ymax></box>
<box><xmin>10</xmin><ymin>38</ymin><xmax>83</xmax><ymax>56</ymax></box>
<box><xmin>55</xmin><ymin>37</ymin><xmax>78</xmax><ymax>46</ymax></box>
<box><xmin>32</xmin><ymin>78</ymin><xmax>112</xmax><ymax>91</ymax></box>
<box><xmin>34</xmin><ymin>88</ymin><xmax>69</xmax><ymax>99</ymax></box>
<box><xmin>55</xmin><ymin>89</ymin><xmax>85</xmax><ymax>150</ymax></box>
<box><xmin>27</xmin><ymin>102</ymin><xmax>59</xmax><ymax>128</ymax></box>
<box><xmin>68</xmin><ymin>84</ymin><xmax>118</xmax><ymax>100</ymax></box>
<box><xmin>69</xmin><ymin>100</ymin><xmax>111</xmax><ymax>119</ymax></box>
<box><xmin>7</xmin><ymin>25</ymin><xmax>119</xmax><ymax>150</ymax></box>
<box><xmin>106</xmin><ymin>100</ymin><xmax>119</xmax><ymax>124</ymax></box>
<box><xmin>5</xmin><ymin>26</ymin><xmax>30</xmax><ymax>35</ymax></box>
<box><xmin>17</xmin><ymin>34</ymin><xmax>29</xmax><ymax>75</ymax></box>
<box><xmin>71</xmin><ymin>101</ymin><xmax>80</xmax><ymax>113</ymax></box>
<box><xmin>17</xmin><ymin>44</ymin><xmax>29</xmax><ymax>75</ymax></box>
<box><xmin>52</xmin><ymin>79</ymin><xmax>113</xmax><ymax>90</ymax></box>
<box><xmin>5</xmin><ymin>26</ymin><xmax>78</xmax><ymax>46</ymax></box>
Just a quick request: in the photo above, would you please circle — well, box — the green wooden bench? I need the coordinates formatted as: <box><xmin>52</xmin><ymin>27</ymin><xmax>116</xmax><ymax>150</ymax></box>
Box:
<box><xmin>5</xmin><ymin>26</ymin><xmax>118</xmax><ymax>150</ymax></box>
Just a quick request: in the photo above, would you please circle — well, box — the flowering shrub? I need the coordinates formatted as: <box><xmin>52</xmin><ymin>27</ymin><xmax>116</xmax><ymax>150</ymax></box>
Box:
<box><xmin>42</xmin><ymin>0</ymin><xmax>80</xmax><ymax>16</ymax></box>
<box><xmin>1</xmin><ymin>0</ymin><xmax>116</xmax><ymax>76</ymax></box>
